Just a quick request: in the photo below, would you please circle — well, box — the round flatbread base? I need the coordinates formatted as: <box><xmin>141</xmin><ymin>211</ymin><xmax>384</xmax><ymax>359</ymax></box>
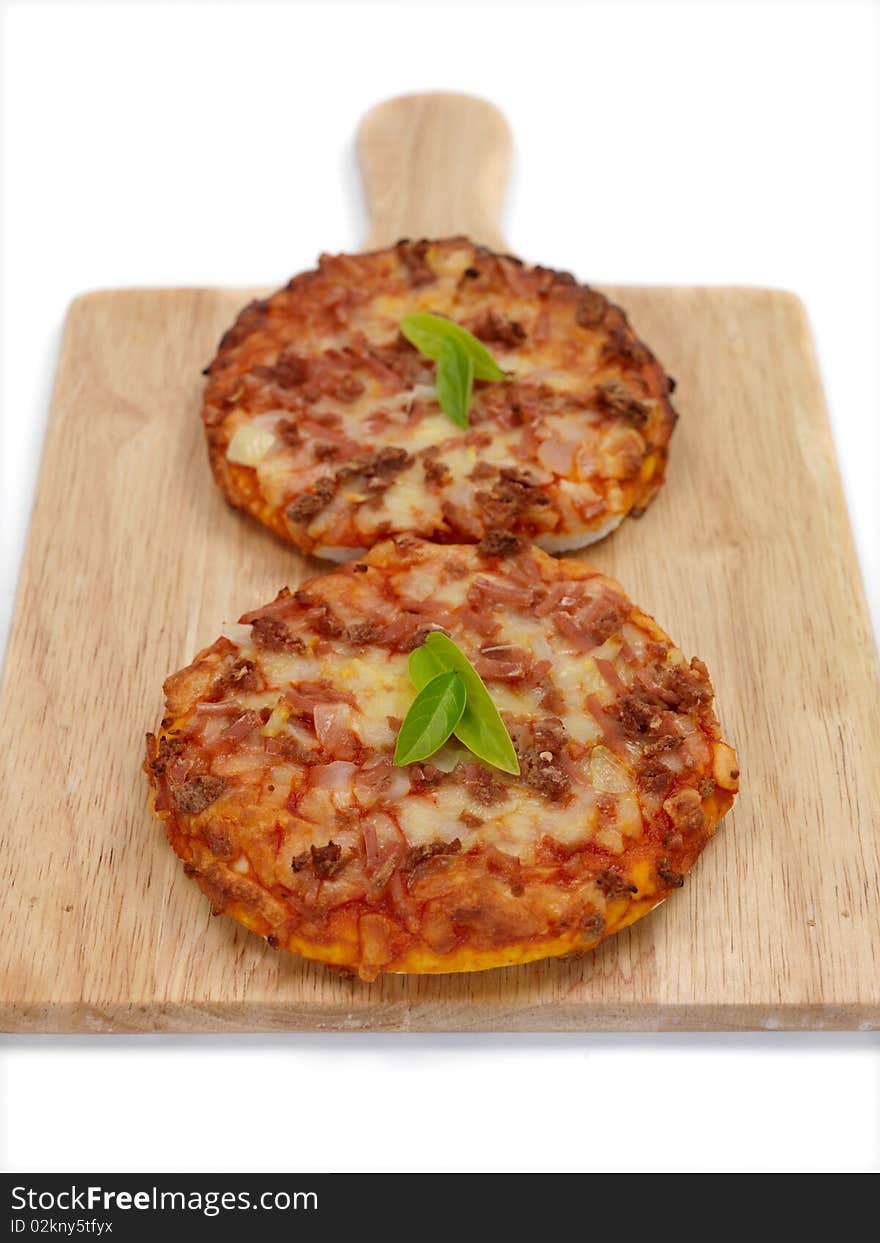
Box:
<box><xmin>146</xmin><ymin>538</ymin><xmax>737</xmax><ymax>981</ymax></box>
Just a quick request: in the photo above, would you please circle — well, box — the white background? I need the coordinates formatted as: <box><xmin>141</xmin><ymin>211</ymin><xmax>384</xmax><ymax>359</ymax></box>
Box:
<box><xmin>1</xmin><ymin>0</ymin><xmax>878</xmax><ymax>1174</ymax></box>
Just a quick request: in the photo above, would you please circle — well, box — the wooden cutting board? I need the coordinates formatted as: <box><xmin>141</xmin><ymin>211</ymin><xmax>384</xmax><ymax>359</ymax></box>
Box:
<box><xmin>2</xmin><ymin>95</ymin><xmax>878</xmax><ymax>1032</ymax></box>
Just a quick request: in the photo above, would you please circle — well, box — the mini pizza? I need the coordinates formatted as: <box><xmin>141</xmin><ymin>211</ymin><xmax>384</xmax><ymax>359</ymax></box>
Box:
<box><xmin>145</xmin><ymin>538</ymin><xmax>738</xmax><ymax>980</ymax></box>
<box><xmin>202</xmin><ymin>238</ymin><xmax>677</xmax><ymax>558</ymax></box>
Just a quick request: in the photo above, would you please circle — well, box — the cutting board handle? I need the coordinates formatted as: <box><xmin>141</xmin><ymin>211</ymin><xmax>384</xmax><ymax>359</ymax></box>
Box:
<box><xmin>358</xmin><ymin>92</ymin><xmax>511</xmax><ymax>251</ymax></box>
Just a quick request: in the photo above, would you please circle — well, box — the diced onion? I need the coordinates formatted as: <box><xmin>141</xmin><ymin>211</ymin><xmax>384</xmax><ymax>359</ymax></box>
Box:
<box><xmin>616</xmin><ymin>792</ymin><xmax>643</xmax><ymax>837</ymax></box>
<box><xmin>658</xmin><ymin>748</ymin><xmax>685</xmax><ymax>773</ymax></box>
<box><xmin>590</xmin><ymin>745</ymin><xmax>634</xmax><ymax>793</ymax></box>
<box><xmin>683</xmin><ymin>730</ymin><xmax>711</xmax><ymax>768</ymax></box>
<box><xmin>386</xmin><ymin>768</ymin><xmax>411</xmax><ymax>800</ymax></box>
<box><xmin>226</xmin><ymin>424</ymin><xmax>276</xmax><ymax>466</ymax></box>
<box><xmin>594</xmin><ymin>827</ymin><xmax>624</xmax><ymax>855</ymax></box>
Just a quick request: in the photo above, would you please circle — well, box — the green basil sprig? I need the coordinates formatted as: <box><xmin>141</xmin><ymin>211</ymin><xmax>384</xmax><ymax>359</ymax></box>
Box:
<box><xmin>395</xmin><ymin>632</ymin><xmax>520</xmax><ymax>775</ymax></box>
<box><xmin>400</xmin><ymin>312</ymin><xmax>509</xmax><ymax>428</ymax></box>
<box><xmin>434</xmin><ymin>338</ymin><xmax>474</xmax><ymax>429</ymax></box>
<box><xmin>392</xmin><ymin>670</ymin><xmax>466</xmax><ymax>767</ymax></box>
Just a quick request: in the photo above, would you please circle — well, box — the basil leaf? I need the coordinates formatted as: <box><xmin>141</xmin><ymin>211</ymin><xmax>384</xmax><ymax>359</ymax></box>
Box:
<box><xmin>400</xmin><ymin>312</ymin><xmax>509</xmax><ymax>382</ymax></box>
<box><xmin>408</xmin><ymin>633</ymin><xmax>520</xmax><ymax>776</ymax></box>
<box><xmin>408</xmin><ymin>642</ymin><xmax>444</xmax><ymax>690</ymax></box>
<box><xmin>435</xmin><ymin>337</ymin><xmax>473</xmax><ymax>429</ymax></box>
<box><xmin>393</xmin><ymin>671</ymin><xmax>466</xmax><ymax>767</ymax></box>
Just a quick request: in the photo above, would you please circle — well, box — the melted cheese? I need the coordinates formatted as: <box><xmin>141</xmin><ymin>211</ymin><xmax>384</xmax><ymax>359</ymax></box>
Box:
<box><xmin>194</xmin><ymin>546</ymin><xmax>672</xmax><ymax>865</ymax></box>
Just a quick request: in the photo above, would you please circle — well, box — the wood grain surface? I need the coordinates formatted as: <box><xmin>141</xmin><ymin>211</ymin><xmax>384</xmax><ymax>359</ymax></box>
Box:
<box><xmin>359</xmin><ymin>93</ymin><xmax>510</xmax><ymax>250</ymax></box>
<box><xmin>1</xmin><ymin>94</ymin><xmax>878</xmax><ymax>1031</ymax></box>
